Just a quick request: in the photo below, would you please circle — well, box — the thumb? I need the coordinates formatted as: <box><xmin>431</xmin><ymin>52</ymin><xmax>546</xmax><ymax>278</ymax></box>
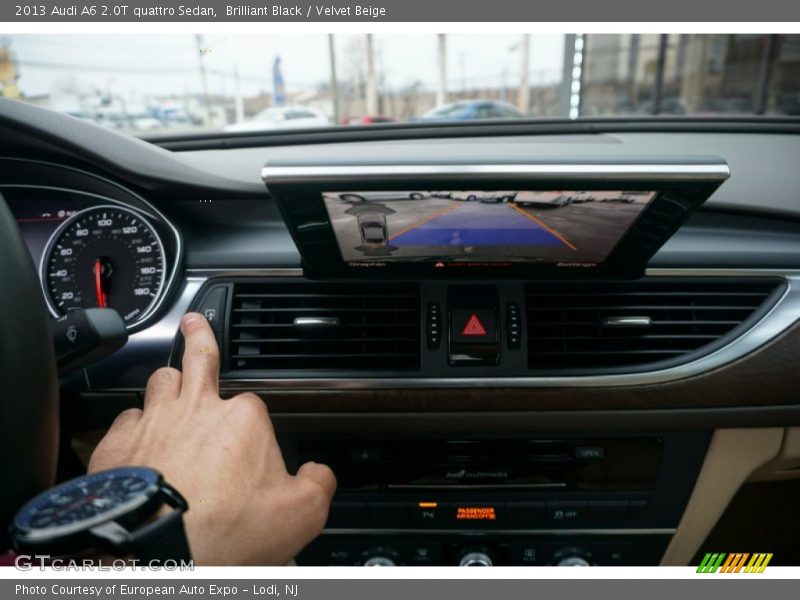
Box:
<box><xmin>296</xmin><ymin>461</ymin><xmax>337</xmax><ymax>500</ymax></box>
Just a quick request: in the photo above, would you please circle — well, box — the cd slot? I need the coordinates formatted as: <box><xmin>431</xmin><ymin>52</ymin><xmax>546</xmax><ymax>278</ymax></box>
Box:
<box><xmin>296</xmin><ymin>438</ymin><xmax>663</xmax><ymax>493</ymax></box>
<box><xmin>387</xmin><ymin>483</ymin><xmax>568</xmax><ymax>490</ymax></box>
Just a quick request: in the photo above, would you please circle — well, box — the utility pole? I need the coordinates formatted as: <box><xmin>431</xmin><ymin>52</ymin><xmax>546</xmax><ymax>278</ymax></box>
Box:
<box><xmin>233</xmin><ymin>64</ymin><xmax>244</xmax><ymax>124</ymax></box>
<box><xmin>518</xmin><ymin>34</ymin><xmax>530</xmax><ymax>114</ymax></box>
<box><xmin>437</xmin><ymin>34</ymin><xmax>447</xmax><ymax>106</ymax></box>
<box><xmin>194</xmin><ymin>34</ymin><xmax>212</xmax><ymax>125</ymax></box>
<box><xmin>558</xmin><ymin>34</ymin><xmax>578</xmax><ymax>117</ymax></box>
<box><xmin>365</xmin><ymin>34</ymin><xmax>378</xmax><ymax>115</ymax></box>
<box><xmin>328</xmin><ymin>34</ymin><xmax>341</xmax><ymax>124</ymax></box>
<box><xmin>459</xmin><ymin>52</ymin><xmax>466</xmax><ymax>97</ymax></box>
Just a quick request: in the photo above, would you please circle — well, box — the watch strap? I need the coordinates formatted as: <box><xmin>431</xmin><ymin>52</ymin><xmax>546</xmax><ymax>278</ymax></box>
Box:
<box><xmin>131</xmin><ymin>505</ymin><xmax>191</xmax><ymax>563</ymax></box>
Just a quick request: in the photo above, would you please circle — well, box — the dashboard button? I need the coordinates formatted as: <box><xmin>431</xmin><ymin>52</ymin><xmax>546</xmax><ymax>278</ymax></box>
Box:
<box><xmin>591</xmin><ymin>542</ymin><xmax>633</xmax><ymax>566</ymax></box>
<box><xmin>575</xmin><ymin>446</ymin><xmax>605</xmax><ymax>460</ymax></box>
<box><xmin>546</xmin><ymin>501</ymin><xmax>586</xmax><ymax>523</ymax></box>
<box><xmin>197</xmin><ymin>286</ymin><xmax>227</xmax><ymax>333</ymax></box>
<box><xmin>506</xmin><ymin>302</ymin><xmax>522</xmax><ymax>349</ymax></box>
<box><xmin>448</xmin><ymin>286</ymin><xmax>500</xmax><ymax>366</ymax></box>
<box><xmin>318</xmin><ymin>542</ymin><xmax>357</xmax><ymax>565</ymax></box>
<box><xmin>406</xmin><ymin>543</ymin><xmax>441</xmax><ymax>565</ymax></box>
<box><xmin>452</xmin><ymin>309</ymin><xmax>496</xmax><ymax>344</ymax></box>
<box><xmin>411</xmin><ymin>501</ymin><xmax>448</xmax><ymax>525</ymax></box>
<box><xmin>427</xmin><ymin>302</ymin><xmax>442</xmax><ymax>348</ymax></box>
<box><xmin>452</xmin><ymin>502</ymin><xmax>504</xmax><ymax>524</ymax></box>
<box><xmin>513</xmin><ymin>542</ymin><xmax>546</xmax><ymax>565</ymax></box>
<box><xmin>351</xmin><ymin>447</ymin><xmax>380</xmax><ymax>463</ymax></box>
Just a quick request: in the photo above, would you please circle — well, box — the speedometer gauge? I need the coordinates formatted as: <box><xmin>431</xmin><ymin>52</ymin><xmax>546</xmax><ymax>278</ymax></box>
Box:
<box><xmin>41</xmin><ymin>205</ymin><xmax>167</xmax><ymax>326</ymax></box>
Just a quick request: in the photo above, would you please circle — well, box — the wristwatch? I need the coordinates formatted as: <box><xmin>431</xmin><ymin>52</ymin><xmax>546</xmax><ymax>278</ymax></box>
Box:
<box><xmin>9</xmin><ymin>466</ymin><xmax>191</xmax><ymax>562</ymax></box>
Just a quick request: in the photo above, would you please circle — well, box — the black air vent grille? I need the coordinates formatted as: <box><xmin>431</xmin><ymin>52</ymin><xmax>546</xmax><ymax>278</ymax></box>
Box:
<box><xmin>228</xmin><ymin>282</ymin><xmax>421</xmax><ymax>371</ymax></box>
<box><xmin>526</xmin><ymin>279</ymin><xmax>782</xmax><ymax>372</ymax></box>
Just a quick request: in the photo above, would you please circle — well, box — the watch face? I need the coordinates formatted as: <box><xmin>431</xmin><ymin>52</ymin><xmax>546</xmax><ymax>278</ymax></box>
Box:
<box><xmin>13</xmin><ymin>467</ymin><xmax>160</xmax><ymax>542</ymax></box>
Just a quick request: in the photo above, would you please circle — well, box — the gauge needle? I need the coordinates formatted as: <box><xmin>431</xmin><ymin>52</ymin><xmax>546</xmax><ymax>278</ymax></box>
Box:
<box><xmin>93</xmin><ymin>259</ymin><xmax>107</xmax><ymax>308</ymax></box>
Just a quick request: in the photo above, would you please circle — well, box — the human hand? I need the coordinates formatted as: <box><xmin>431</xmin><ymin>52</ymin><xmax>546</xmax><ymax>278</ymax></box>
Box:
<box><xmin>88</xmin><ymin>312</ymin><xmax>336</xmax><ymax>565</ymax></box>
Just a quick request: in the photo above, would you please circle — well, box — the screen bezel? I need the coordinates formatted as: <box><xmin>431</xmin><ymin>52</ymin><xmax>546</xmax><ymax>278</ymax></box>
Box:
<box><xmin>264</xmin><ymin>161</ymin><xmax>729</xmax><ymax>279</ymax></box>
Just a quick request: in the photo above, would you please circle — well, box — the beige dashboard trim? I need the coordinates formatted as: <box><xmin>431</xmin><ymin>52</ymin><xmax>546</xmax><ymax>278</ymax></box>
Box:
<box><xmin>751</xmin><ymin>427</ymin><xmax>800</xmax><ymax>482</ymax></box>
<box><xmin>660</xmin><ymin>428</ymin><xmax>784</xmax><ymax>566</ymax></box>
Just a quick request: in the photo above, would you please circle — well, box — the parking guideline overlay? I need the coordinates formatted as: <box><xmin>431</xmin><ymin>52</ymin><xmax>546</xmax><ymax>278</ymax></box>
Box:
<box><xmin>390</xmin><ymin>203</ymin><xmax>571</xmax><ymax>249</ymax></box>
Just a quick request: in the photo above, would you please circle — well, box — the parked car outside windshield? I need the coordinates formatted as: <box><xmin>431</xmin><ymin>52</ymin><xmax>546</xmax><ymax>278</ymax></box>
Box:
<box><xmin>2</xmin><ymin>33</ymin><xmax>798</xmax><ymax>136</ymax></box>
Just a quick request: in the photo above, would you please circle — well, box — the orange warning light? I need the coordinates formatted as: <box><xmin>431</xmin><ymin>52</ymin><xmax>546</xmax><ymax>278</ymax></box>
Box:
<box><xmin>456</xmin><ymin>506</ymin><xmax>497</xmax><ymax>520</ymax></box>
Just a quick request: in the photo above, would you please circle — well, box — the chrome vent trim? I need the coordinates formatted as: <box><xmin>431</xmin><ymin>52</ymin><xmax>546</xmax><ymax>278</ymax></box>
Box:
<box><xmin>217</xmin><ymin>272</ymin><xmax>799</xmax><ymax>390</ymax></box>
<box><xmin>88</xmin><ymin>269</ymin><xmax>800</xmax><ymax>392</ymax></box>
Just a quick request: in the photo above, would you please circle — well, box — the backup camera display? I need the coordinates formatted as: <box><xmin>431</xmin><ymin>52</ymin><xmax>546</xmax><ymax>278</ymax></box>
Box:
<box><xmin>323</xmin><ymin>190</ymin><xmax>657</xmax><ymax>266</ymax></box>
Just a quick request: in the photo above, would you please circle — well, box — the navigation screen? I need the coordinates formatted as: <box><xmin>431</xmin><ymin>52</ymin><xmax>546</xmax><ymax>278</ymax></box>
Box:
<box><xmin>323</xmin><ymin>190</ymin><xmax>657</xmax><ymax>266</ymax></box>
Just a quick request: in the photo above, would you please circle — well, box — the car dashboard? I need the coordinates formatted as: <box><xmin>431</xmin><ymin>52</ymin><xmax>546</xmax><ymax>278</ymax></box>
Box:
<box><xmin>2</xmin><ymin>100</ymin><xmax>800</xmax><ymax>567</ymax></box>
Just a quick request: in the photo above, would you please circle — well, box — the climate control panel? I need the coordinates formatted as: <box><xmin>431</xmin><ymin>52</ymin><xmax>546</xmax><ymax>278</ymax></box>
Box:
<box><xmin>298</xmin><ymin>535</ymin><xmax>669</xmax><ymax>566</ymax></box>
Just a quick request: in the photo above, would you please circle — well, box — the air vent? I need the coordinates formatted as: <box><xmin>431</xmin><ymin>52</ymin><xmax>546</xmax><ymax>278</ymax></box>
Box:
<box><xmin>228</xmin><ymin>282</ymin><xmax>420</xmax><ymax>371</ymax></box>
<box><xmin>526</xmin><ymin>279</ymin><xmax>783</xmax><ymax>372</ymax></box>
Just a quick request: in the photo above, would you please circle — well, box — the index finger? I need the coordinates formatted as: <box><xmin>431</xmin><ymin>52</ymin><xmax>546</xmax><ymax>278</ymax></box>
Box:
<box><xmin>179</xmin><ymin>312</ymin><xmax>220</xmax><ymax>399</ymax></box>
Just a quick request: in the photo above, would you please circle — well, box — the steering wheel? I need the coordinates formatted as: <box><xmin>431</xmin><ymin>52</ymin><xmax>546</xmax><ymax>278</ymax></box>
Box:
<box><xmin>0</xmin><ymin>193</ymin><xmax>59</xmax><ymax>539</ymax></box>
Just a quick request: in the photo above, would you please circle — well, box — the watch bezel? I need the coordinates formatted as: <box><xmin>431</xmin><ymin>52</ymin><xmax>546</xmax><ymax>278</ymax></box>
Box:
<box><xmin>11</xmin><ymin>466</ymin><xmax>163</xmax><ymax>553</ymax></box>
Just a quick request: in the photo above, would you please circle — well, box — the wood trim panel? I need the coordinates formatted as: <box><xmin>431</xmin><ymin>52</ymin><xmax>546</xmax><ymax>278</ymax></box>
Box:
<box><xmin>239</xmin><ymin>319</ymin><xmax>800</xmax><ymax>413</ymax></box>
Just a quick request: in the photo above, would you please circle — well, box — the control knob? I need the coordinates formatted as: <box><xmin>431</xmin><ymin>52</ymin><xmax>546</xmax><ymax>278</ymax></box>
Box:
<box><xmin>364</xmin><ymin>555</ymin><xmax>397</xmax><ymax>567</ymax></box>
<box><xmin>557</xmin><ymin>555</ymin><xmax>591</xmax><ymax>567</ymax></box>
<box><xmin>553</xmin><ymin>546</ymin><xmax>593</xmax><ymax>566</ymax></box>
<box><xmin>459</xmin><ymin>551</ymin><xmax>493</xmax><ymax>567</ymax></box>
<box><xmin>361</xmin><ymin>546</ymin><xmax>399</xmax><ymax>566</ymax></box>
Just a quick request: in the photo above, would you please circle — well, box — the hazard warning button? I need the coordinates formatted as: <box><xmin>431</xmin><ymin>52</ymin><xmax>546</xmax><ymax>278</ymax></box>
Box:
<box><xmin>462</xmin><ymin>314</ymin><xmax>487</xmax><ymax>336</ymax></box>
<box><xmin>452</xmin><ymin>309</ymin><xmax>496</xmax><ymax>344</ymax></box>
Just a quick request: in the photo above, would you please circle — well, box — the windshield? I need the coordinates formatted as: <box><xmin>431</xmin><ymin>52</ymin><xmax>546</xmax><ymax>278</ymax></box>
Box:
<box><xmin>1</xmin><ymin>33</ymin><xmax>798</xmax><ymax>136</ymax></box>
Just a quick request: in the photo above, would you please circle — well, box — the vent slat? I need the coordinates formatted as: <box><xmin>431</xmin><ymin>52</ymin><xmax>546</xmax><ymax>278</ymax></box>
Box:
<box><xmin>528</xmin><ymin>320</ymin><xmax>745</xmax><ymax>326</ymax></box>
<box><xmin>234</xmin><ymin>293</ymin><xmax>418</xmax><ymax>299</ymax></box>
<box><xmin>231</xmin><ymin>353</ymin><xmax>419</xmax><ymax>359</ymax></box>
<box><xmin>530</xmin><ymin>350</ymin><xmax>689</xmax><ymax>357</ymax></box>
<box><xmin>534</xmin><ymin>303</ymin><xmax>764</xmax><ymax>312</ymax></box>
<box><xmin>531</xmin><ymin>291</ymin><xmax>772</xmax><ymax>298</ymax></box>
<box><xmin>532</xmin><ymin>334</ymin><xmax>720</xmax><ymax>341</ymax></box>
<box><xmin>526</xmin><ymin>279</ymin><xmax>780</xmax><ymax>372</ymax></box>
<box><xmin>227</xmin><ymin>282</ymin><xmax>421</xmax><ymax>371</ymax></box>
<box><xmin>231</xmin><ymin>337</ymin><xmax>419</xmax><ymax>343</ymax></box>
<box><xmin>233</xmin><ymin>307</ymin><xmax>419</xmax><ymax>313</ymax></box>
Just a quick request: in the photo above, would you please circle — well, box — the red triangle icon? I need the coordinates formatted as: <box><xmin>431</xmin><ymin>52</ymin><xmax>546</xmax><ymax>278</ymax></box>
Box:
<box><xmin>462</xmin><ymin>314</ymin><xmax>487</xmax><ymax>336</ymax></box>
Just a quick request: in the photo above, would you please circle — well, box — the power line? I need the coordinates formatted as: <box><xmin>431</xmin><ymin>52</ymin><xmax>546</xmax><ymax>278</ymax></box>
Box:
<box><xmin>15</xmin><ymin>58</ymin><xmax>194</xmax><ymax>75</ymax></box>
<box><xmin>15</xmin><ymin>58</ymin><xmax>322</xmax><ymax>87</ymax></box>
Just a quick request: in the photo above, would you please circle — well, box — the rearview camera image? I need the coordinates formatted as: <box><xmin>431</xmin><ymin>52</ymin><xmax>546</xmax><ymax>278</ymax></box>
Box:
<box><xmin>323</xmin><ymin>190</ymin><xmax>657</xmax><ymax>265</ymax></box>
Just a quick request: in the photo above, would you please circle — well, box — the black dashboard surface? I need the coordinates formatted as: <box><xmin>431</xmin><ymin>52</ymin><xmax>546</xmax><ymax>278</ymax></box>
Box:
<box><xmin>0</xmin><ymin>101</ymin><xmax>799</xmax><ymax>433</ymax></box>
<box><xmin>1</xmin><ymin>98</ymin><xmax>799</xmax><ymax>279</ymax></box>
<box><xmin>178</xmin><ymin>132</ymin><xmax>800</xmax><ymax>218</ymax></box>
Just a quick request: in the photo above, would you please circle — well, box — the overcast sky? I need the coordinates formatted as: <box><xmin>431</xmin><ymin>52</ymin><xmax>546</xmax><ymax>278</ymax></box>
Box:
<box><xmin>6</xmin><ymin>34</ymin><xmax>565</xmax><ymax>107</ymax></box>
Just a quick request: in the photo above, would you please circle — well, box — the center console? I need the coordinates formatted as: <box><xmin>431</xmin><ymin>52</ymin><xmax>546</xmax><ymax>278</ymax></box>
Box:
<box><xmin>285</xmin><ymin>431</ymin><xmax>710</xmax><ymax>566</ymax></box>
<box><xmin>250</xmin><ymin>159</ymin><xmax>722</xmax><ymax>565</ymax></box>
